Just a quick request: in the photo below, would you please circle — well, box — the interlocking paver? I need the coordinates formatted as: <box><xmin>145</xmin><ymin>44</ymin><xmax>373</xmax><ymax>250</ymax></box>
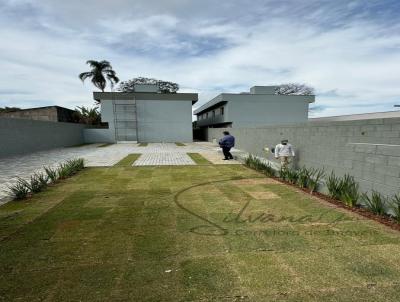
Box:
<box><xmin>0</xmin><ymin>142</ymin><xmax>243</xmax><ymax>203</ymax></box>
<box><xmin>134</xmin><ymin>152</ymin><xmax>195</xmax><ymax>166</ymax></box>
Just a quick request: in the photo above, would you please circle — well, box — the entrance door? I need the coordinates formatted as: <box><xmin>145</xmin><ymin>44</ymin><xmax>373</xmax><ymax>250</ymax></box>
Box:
<box><xmin>114</xmin><ymin>100</ymin><xmax>138</xmax><ymax>142</ymax></box>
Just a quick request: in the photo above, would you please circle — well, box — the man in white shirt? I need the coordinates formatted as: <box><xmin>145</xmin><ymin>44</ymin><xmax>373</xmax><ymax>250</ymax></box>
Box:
<box><xmin>274</xmin><ymin>139</ymin><xmax>295</xmax><ymax>169</ymax></box>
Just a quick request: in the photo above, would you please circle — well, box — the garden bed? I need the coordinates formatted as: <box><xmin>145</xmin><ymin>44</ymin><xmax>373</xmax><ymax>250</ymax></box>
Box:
<box><xmin>262</xmin><ymin>173</ymin><xmax>400</xmax><ymax>232</ymax></box>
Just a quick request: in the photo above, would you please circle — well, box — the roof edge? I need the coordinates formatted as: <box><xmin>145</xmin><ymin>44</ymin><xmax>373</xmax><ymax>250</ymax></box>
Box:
<box><xmin>93</xmin><ymin>92</ymin><xmax>198</xmax><ymax>104</ymax></box>
<box><xmin>194</xmin><ymin>93</ymin><xmax>315</xmax><ymax>114</ymax></box>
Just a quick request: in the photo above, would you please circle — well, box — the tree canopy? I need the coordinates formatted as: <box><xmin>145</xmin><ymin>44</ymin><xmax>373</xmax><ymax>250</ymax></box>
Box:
<box><xmin>117</xmin><ymin>77</ymin><xmax>179</xmax><ymax>93</ymax></box>
<box><xmin>73</xmin><ymin>106</ymin><xmax>101</xmax><ymax>125</ymax></box>
<box><xmin>275</xmin><ymin>83</ymin><xmax>314</xmax><ymax>95</ymax></box>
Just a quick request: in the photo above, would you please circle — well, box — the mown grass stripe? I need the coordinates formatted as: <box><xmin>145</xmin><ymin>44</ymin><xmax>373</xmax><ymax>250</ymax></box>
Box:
<box><xmin>97</xmin><ymin>143</ymin><xmax>113</xmax><ymax>148</ymax></box>
<box><xmin>114</xmin><ymin>154</ymin><xmax>141</xmax><ymax>167</ymax></box>
<box><xmin>187</xmin><ymin>153</ymin><xmax>212</xmax><ymax>165</ymax></box>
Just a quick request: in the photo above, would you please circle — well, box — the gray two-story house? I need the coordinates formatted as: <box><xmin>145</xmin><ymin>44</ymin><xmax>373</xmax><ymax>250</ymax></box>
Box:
<box><xmin>194</xmin><ymin>86</ymin><xmax>315</xmax><ymax>128</ymax></box>
<box><xmin>87</xmin><ymin>84</ymin><xmax>198</xmax><ymax>143</ymax></box>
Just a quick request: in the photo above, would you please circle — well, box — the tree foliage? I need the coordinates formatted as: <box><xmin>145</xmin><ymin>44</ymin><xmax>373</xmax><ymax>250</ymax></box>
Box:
<box><xmin>275</xmin><ymin>83</ymin><xmax>314</xmax><ymax>95</ymax></box>
<box><xmin>79</xmin><ymin>60</ymin><xmax>119</xmax><ymax>92</ymax></box>
<box><xmin>73</xmin><ymin>106</ymin><xmax>101</xmax><ymax>125</ymax></box>
<box><xmin>117</xmin><ymin>77</ymin><xmax>179</xmax><ymax>93</ymax></box>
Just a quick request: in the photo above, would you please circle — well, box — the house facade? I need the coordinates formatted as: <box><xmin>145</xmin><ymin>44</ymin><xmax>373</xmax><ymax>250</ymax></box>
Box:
<box><xmin>194</xmin><ymin>86</ymin><xmax>315</xmax><ymax>128</ymax></box>
<box><xmin>90</xmin><ymin>84</ymin><xmax>198</xmax><ymax>143</ymax></box>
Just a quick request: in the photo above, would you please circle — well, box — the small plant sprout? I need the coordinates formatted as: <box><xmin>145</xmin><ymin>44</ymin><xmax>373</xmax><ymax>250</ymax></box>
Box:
<box><xmin>390</xmin><ymin>193</ymin><xmax>400</xmax><ymax>223</ymax></box>
<box><xmin>8</xmin><ymin>178</ymin><xmax>30</xmax><ymax>200</ymax></box>
<box><xmin>362</xmin><ymin>191</ymin><xmax>387</xmax><ymax>216</ymax></box>
<box><xmin>44</xmin><ymin>166</ymin><xmax>58</xmax><ymax>183</ymax></box>
<box><xmin>244</xmin><ymin>154</ymin><xmax>275</xmax><ymax>177</ymax></box>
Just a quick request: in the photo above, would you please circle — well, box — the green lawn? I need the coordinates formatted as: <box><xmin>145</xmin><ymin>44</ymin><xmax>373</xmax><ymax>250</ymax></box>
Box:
<box><xmin>114</xmin><ymin>154</ymin><xmax>141</xmax><ymax>167</ymax></box>
<box><xmin>1</xmin><ymin>165</ymin><xmax>400</xmax><ymax>301</ymax></box>
<box><xmin>187</xmin><ymin>153</ymin><xmax>212</xmax><ymax>165</ymax></box>
<box><xmin>97</xmin><ymin>143</ymin><xmax>114</xmax><ymax>148</ymax></box>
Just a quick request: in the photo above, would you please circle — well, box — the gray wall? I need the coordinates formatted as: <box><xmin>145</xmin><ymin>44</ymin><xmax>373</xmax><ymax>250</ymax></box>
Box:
<box><xmin>99</xmin><ymin>100</ymin><xmax>116</xmax><ymax>142</ymax></box>
<box><xmin>0</xmin><ymin>118</ymin><xmax>85</xmax><ymax>158</ymax></box>
<box><xmin>100</xmin><ymin>99</ymin><xmax>193</xmax><ymax>143</ymax></box>
<box><xmin>196</xmin><ymin>94</ymin><xmax>313</xmax><ymax>128</ymax></box>
<box><xmin>137</xmin><ymin>100</ymin><xmax>193</xmax><ymax>142</ymax></box>
<box><xmin>207</xmin><ymin>117</ymin><xmax>400</xmax><ymax>197</ymax></box>
<box><xmin>83</xmin><ymin>129</ymin><xmax>114</xmax><ymax>143</ymax></box>
<box><xmin>226</xmin><ymin>94</ymin><xmax>312</xmax><ymax>127</ymax></box>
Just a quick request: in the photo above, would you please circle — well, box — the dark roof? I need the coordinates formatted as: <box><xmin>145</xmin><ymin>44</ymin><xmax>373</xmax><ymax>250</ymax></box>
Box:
<box><xmin>93</xmin><ymin>92</ymin><xmax>198</xmax><ymax>104</ymax></box>
<box><xmin>4</xmin><ymin>105</ymin><xmax>75</xmax><ymax>112</ymax></box>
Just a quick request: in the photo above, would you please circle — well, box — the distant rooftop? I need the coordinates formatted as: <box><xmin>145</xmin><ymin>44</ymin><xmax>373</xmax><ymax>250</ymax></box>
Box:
<box><xmin>310</xmin><ymin>110</ymin><xmax>400</xmax><ymax>122</ymax></box>
<box><xmin>0</xmin><ymin>105</ymin><xmax>76</xmax><ymax>123</ymax></box>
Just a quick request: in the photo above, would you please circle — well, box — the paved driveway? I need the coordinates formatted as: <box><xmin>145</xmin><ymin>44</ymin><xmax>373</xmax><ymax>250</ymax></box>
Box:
<box><xmin>0</xmin><ymin>142</ymin><xmax>242</xmax><ymax>203</ymax></box>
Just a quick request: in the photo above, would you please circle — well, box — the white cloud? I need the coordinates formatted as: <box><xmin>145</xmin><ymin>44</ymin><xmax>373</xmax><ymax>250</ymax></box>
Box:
<box><xmin>0</xmin><ymin>0</ymin><xmax>400</xmax><ymax>117</ymax></box>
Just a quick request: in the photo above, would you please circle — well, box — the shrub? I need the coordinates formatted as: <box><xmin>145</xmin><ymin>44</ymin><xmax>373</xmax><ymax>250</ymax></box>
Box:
<box><xmin>28</xmin><ymin>173</ymin><xmax>48</xmax><ymax>193</ymax></box>
<box><xmin>279</xmin><ymin>168</ymin><xmax>289</xmax><ymax>182</ymax></box>
<box><xmin>68</xmin><ymin>158</ymin><xmax>85</xmax><ymax>171</ymax></box>
<box><xmin>326</xmin><ymin>172</ymin><xmax>342</xmax><ymax>200</ymax></box>
<box><xmin>286</xmin><ymin>169</ymin><xmax>299</xmax><ymax>184</ymax></box>
<box><xmin>37</xmin><ymin>173</ymin><xmax>49</xmax><ymax>186</ymax></box>
<box><xmin>57</xmin><ymin>163</ymin><xmax>71</xmax><ymax>179</ymax></box>
<box><xmin>44</xmin><ymin>167</ymin><xmax>58</xmax><ymax>183</ymax></box>
<box><xmin>260</xmin><ymin>162</ymin><xmax>275</xmax><ymax>177</ymax></box>
<box><xmin>390</xmin><ymin>194</ymin><xmax>400</xmax><ymax>223</ymax></box>
<box><xmin>297</xmin><ymin>167</ymin><xmax>310</xmax><ymax>188</ymax></box>
<box><xmin>296</xmin><ymin>166</ymin><xmax>325</xmax><ymax>193</ymax></box>
<box><xmin>279</xmin><ymin>168</ymin><xmax>297</xmax><ymax>184</ymax></box>
<box><xmin>308</xmin><ymin>168</ymin><xmax>325</xmax><ymax>194</ymax></box>
<box><xmin>362</xmin><ymin>191</ymin><xmax>387</xmax><ymax>215</ymax></box>
<box><xmin>57</xmin><ymin>158</ymin><xmax>84</xmax><ymax>179</ymax></box>
<box><xmin>244</xmin><ymin>154</ymin><xmax>275</xmax><ymax>177</ymax></box>
<box><xmin>326</xmin><ymin>172</ymin><xmax>360</xmax><ymax>206</ymax></box>
<box><xmin>339</xmin><ymin>174</ymin><xmax>359</xmax><ymax>207</ymax></box>
<box><xmin>8</xmin><ymin>178</ymin><xmax>30</xmax><ymax>200</ymax></box>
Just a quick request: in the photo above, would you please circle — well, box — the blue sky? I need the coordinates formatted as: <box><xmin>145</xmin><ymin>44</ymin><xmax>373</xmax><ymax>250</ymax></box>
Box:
<box><xmin>1</xmin><ymin>0</ymin><xmax>400</xmax><ymax>117</ymax></box>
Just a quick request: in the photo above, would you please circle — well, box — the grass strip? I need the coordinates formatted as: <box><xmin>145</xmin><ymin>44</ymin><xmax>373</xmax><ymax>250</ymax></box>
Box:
<box><xmin>67</xmin><ymin>143</ymin><xmax>93</xmax><ymax>148</ymax></box>
<box><xmin>138</xmin><ymin>143</ymin><xmax>148</xmax><ymax>147</ymax></box>
<box><xmin>97</xmin><ymin>143</ymin><xmax>113</xmax><ymax>148</ymax></box>
<box><xmin>175</xmin><ymin>142</ymin><xmax>186</xmax><ymax>146</ymax></box>
<box><xmin>114</xmin><ymin>154</ymin><xmax>141</xmax><ymax>167</ymax></box>
<box><xmin>187</xmin><ymin>153</ymin><xmax>212</xmax><ymax>165</ymax></box>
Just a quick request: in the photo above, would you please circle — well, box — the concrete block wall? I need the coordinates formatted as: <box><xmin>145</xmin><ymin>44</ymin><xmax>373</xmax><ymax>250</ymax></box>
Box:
<box><xmin>83</xmin><ymin>128</ymin><xmax>115</xmax><ymax>143</ymax></box>
<box><xmin>207</xmin><ymin>117</ymin><xmax>400</xmax><ymax>197</ymax></box>
<box><xmin>0</xmin><ymin>118</ymin><xmax>85</xmax><ymax>158</ymax></box>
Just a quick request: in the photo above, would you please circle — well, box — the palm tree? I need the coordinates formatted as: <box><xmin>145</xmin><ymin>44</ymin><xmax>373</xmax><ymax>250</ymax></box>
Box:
<box><xmin>73</xmin><ymin>106</ymin><xmax>101</xmax><ymax>125</ymax></box>
<box><xmin>79</xmin><ymin>60</ymin><xmax>119</xmax><ymax>92</ymax></box>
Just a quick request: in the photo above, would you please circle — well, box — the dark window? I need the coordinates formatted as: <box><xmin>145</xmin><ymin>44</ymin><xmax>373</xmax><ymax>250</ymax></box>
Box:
<box><xmin>220</xmin><ymin>107</ymin><xmax>224</xmax><ymax>115</ymax></box>
<box><xmin>212</xmin><ymin>110</ymin><xmax>215</xmax><ymax>117</ymax></box>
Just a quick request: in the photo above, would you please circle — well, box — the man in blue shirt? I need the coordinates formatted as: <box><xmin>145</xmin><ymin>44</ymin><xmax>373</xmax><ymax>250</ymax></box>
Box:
<box><xmin>218</xmin><ymin>131</ymin><xmax>235</xmax><ymax>160</ymax></box>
